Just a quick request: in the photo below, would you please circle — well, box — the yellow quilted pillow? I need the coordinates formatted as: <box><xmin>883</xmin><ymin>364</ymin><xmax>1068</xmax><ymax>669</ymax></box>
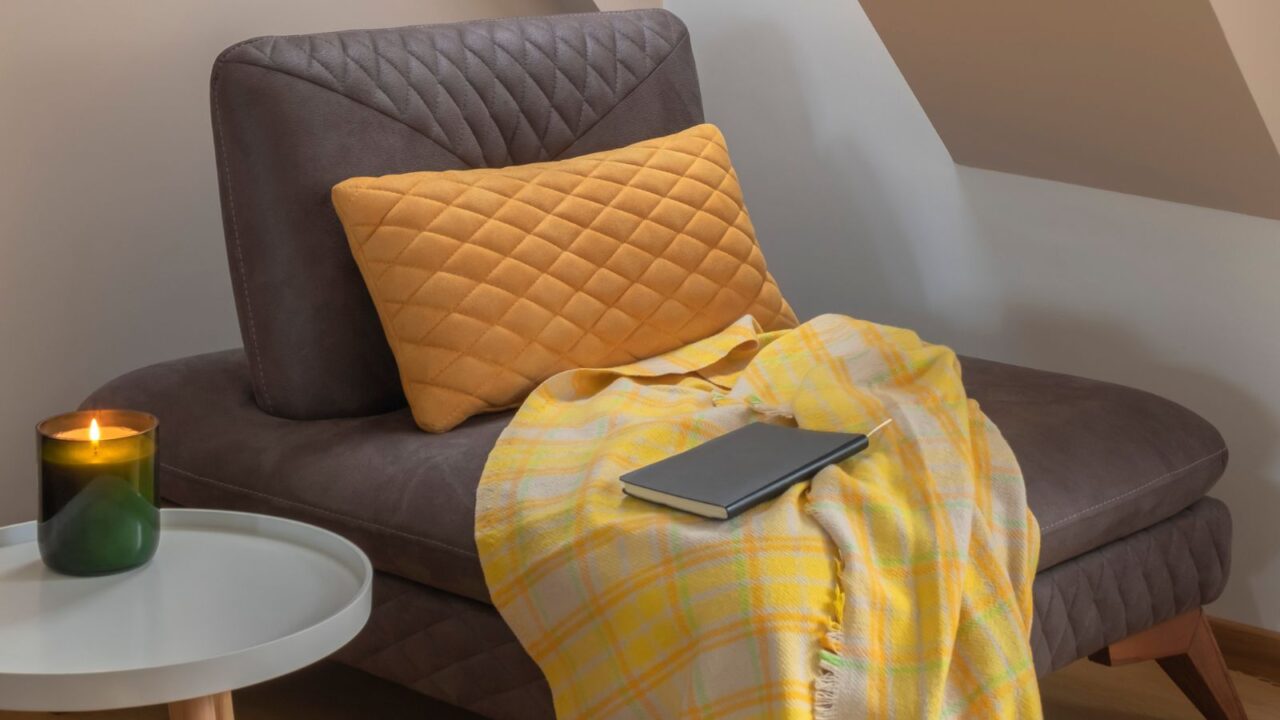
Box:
<box><xmin>332</xmin><ymin>124</ymin><xmax>797</xmax><ymax>433</ymax></box>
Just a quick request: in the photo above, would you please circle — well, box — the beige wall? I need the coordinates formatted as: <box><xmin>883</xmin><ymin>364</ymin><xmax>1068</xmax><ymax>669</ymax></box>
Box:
<box><xmin>858</xmin><ymin>0</ymin><xmax>1280</xmax><ymax>220</ymax></box>
<box><xmin>0</xmin><ymin>0</ymin><xmax>589</xmax><ymax>526</ymax></box>
<box><xmin>665</xmin><ymin>0</ymin><xmax>1280</xmax><ymax>632</ymax></box>
<box><xmin>1212</xmin><ymin>0</ymin><xmax>1280</xmax><ymax>153</ymax></box>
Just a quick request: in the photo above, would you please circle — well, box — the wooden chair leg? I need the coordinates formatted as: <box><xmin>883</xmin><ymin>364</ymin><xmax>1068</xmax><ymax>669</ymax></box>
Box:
<box><xmin>1090</xmin><ymin>608</ymin><xmax>1248</xmax><ymax>720</ymax></box>
<box><xmin>169</xmin><ymin>691</ymin><xmax>234</xmax><ymax>720</ymax></box>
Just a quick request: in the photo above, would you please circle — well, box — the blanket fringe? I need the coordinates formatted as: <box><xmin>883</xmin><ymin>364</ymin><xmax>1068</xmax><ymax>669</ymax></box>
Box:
<box><xmin>814</xmin><ymin>559</ymin><xmax>846</xmax><ymax>720</ymax></box>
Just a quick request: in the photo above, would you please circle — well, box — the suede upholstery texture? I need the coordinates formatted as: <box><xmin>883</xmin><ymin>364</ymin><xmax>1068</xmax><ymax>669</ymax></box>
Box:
<box><xmin>77</xmin><ymin>10</ymin><xmax>1235</xmax><ymax>718</ymax></box>
<box><xmin>212</xmin><ymin>10</ymin><xmax>704</xmax><ymax>419</ymax></box>
<box><xmin>333</xmin><ymin>124</ymin><xmax>795</xmax><ymax>432</ymax></box>
<box><xmin>85</xmin><ymin>350</ymin><xmax>1232</xmax><ymax>719</ymax></box>
<box><xmin>86</xmin><ymin>350</ymin><xmax>1228</xmax><ymax>598</ymax></box>
<box><xmin>960</xmin><ymin>356</ymin><xmax>1228</xmax><ymax>569</ymax></box>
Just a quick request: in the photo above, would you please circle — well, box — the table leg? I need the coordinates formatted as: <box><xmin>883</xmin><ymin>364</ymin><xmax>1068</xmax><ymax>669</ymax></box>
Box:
<box><xmin>169</xmin><ymin>691</ymin><xmax>234</xmax><ymax>720</ymax></box>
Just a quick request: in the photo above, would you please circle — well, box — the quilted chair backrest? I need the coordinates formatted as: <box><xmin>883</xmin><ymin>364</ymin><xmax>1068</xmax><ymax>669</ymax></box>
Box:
<box><xmin>211</xmin><ymin>9</ymin><xmax>704</xmax><ymax>419</ymax></box>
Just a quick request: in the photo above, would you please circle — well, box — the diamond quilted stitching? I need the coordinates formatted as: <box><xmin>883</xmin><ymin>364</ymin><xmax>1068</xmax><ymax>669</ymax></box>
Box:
<box><xmin>333</xmin><ymin>574</ymin><xmax>554</xmax><ymax>720</ymax></box>
<box><xmin>1030</xmin><ymin>500</ymin><xmax>1231</xmax><ymax>675</ymax></box>
<box><xmin>334</xmin><ymin>124</ymin><xmax>797</xmax><ymax>432</ymax></box>
<box><xmin>226</xmin><ymin>11</ymin><xmax>686</xmax><ymax>168</ymax></box>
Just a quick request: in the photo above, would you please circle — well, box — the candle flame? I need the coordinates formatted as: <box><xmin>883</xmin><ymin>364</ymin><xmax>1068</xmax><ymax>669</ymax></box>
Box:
<box><xmin>89</xmin><ymin>417</ymin><xmax>101</xmax><ymax>448</ymax></box>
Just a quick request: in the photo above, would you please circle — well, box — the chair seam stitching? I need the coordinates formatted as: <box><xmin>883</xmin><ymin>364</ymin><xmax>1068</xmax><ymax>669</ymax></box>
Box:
<box><xmin>1040</xmin><ymin>447</ymin><xmax>1227</xmax><ymax>532</ymax></box>
<box><xmin>553</xmin><ymin>29</ymin><xmax>691</xmax><ymax>160</ymax></box>
<box><xmin>212</xmin><ymin>60</ymin><xmax>274</xmax><ymax>414</ymax></box>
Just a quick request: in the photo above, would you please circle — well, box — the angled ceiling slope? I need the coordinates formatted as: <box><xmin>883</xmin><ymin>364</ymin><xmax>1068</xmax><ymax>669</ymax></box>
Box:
<box><xmin>859</xmin><ymin>0</ymin><xmax>1280</xmax><ymax>220</ymax></box>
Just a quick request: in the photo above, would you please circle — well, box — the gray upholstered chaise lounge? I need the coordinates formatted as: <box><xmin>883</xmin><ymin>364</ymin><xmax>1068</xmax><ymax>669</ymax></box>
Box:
<box><xmin>86</xmin><ymin>10</ymin><xmax>1243</xmax><ymax>719</ymax></box>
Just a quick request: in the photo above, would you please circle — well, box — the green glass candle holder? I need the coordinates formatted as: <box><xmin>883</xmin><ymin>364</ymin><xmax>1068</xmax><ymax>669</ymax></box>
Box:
<box><xmin>37</xmin><ymin>409</ymin><xmax>159</xmax><ymax>576</ymax></box>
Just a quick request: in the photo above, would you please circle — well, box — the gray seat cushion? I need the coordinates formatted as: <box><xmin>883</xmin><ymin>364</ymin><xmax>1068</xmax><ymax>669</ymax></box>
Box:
<box><xmin>961</xmin><ymin>357</ymin><xmax>1227</xmax><ymax>569</ymax></box>
<box><xmin>88</xmin><ymin>350</ymin><xmax>504</xmax><ymax>602</ymax></box>
<box><xmin>85</xmin><ymin>348</ymin><xmax>1227</xmax><ymax>602</ymax></box>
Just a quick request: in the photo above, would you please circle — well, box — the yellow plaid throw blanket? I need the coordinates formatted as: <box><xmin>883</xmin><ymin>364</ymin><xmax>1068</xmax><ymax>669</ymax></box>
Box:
<box><xmin>476</xmin><ymin>314</ymin><xmax>1041</xmax><ymax>718</ymax></box>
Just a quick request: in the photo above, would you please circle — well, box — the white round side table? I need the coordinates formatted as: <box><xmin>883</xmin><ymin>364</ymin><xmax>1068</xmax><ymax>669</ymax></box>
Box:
<box><xmin>0</xmin><ymin>509</ymin><xmax>372</xmax><ymax>719</ymax></box>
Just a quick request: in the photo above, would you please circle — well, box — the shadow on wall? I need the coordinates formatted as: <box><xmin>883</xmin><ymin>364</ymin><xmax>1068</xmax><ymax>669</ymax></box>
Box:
<box><xmin>686</xmin><ymin>6</ymin><xmax>1010</xmax><ymax>345</ymax></box>
<box><xmin>689</xmin><ymin>16</ymin><xmax>929</xmax><ymax>327</ymax></box>
<box><xmin>999</xmin><ymin>302</ymin><xmax>1279</xmax><ymax>622</ymax></box>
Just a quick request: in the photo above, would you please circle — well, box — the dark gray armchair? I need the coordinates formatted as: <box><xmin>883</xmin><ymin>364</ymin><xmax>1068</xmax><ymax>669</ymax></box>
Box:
<box><xmin>87</xmin><ymin>10</ymin><xmax>1243</xmax><ymax>719</ymax></box>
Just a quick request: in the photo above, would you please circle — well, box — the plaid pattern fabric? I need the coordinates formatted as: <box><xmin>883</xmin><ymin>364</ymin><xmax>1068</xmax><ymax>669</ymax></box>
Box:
<box><xmin>476</xmin><ymin>314</ymin><xmax>1040</xmax><ymax>719</ymax></box>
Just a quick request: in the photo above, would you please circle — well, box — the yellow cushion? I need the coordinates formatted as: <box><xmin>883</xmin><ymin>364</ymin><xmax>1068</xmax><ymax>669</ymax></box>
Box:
<box><xmin>332</xmin><ymin>124</ymin><xmax>797</xmax><ymax>432</ymax></box>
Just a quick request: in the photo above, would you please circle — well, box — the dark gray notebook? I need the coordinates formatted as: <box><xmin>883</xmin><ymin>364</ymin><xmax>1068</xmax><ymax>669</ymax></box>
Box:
<box><xmin>620</xmin><ymin>422</ymin><xmax>872</xmax><ymax>519</ymax></box>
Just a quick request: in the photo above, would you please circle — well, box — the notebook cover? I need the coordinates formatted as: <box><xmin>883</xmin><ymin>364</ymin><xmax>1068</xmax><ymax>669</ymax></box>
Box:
<box><xmin>620</xmin><ymin>422</ymin><xmax>869</xmax><ymax>518</ymax></box>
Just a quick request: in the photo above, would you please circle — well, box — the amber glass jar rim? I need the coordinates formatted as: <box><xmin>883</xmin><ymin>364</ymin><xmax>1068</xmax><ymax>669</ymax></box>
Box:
<box><xmin>36</xmin><ymin>409</ymin><xmax>159</xmax><ymax>439</ymax></box>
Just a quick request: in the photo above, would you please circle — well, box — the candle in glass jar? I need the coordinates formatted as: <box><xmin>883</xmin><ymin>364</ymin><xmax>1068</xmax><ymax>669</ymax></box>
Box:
<box><xmin>37</xmin><ymin>410</ymin><xmax>159</xmax><ymax>576</ymax></box>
